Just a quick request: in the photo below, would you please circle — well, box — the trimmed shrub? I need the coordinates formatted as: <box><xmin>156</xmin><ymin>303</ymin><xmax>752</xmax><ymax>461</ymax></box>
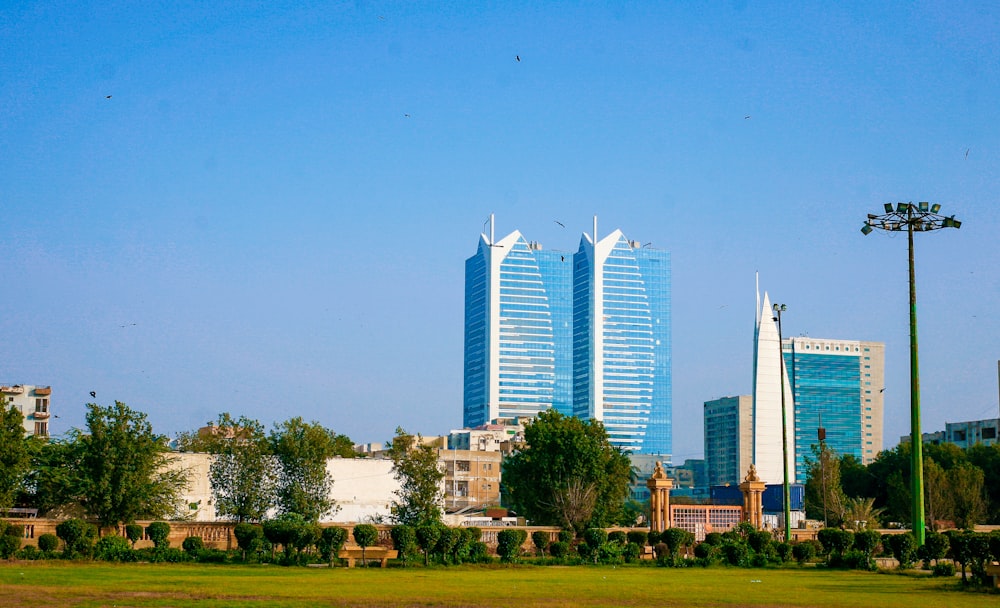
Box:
<box><xmin>557</xmin><ymin>529</ymin><xmax>574</xmax><ymax>544</ymax></box>
<box><xmin>703</xmin><ymin>532</ymin><xmax>724</xmax><ymax>546</ymax></box>
<box><xmin>884</xmin><ymin>533</ymin><xmax>916</xmax><ymax>570</ymax></box>
<box><xmin>56</xmin><ymin>518</ymin><xmax>97</xmax><ymax>558</ymax></box>
<box><xmin>653</xmin><ymin>542</ymin><xmax>669</xmax><ymax>559</ymax></box>
<box><xmin>607</xmin><ymin>531</ymin><xmax>627</xmax><ymax>545</ymax></box>
<box><xmin>433</xmin><ymin>527</ymin><xmax>458</xmax><ymax>564</ymax></box>
<box><xmin>792</xmin><ymin>541</ymin><xmax>816</xmax><ymax>565</ymax></box>
<box><xmin>16</xmin><ymin>545</ymin><xmax>40</xmax><ymax>560</ymax></box>
<box><xmin>549</xmin><ymin>541</ymin><xmax>570</xmax><ymax>558</ymax></box>
<box><xmin>468</xmin><ymin>540</ymin><xmax>491</xmax><ymax>563</ymax></box>
<box><xmin>318</xmin><ymin>526</ymin><xmax>348</xmax><ymax>565</ymax></box>
<box><xmin>389</xmin><ymin>525</ymin><xmax>416</xmax><ymax>566</ymax></box>
<box><xmin>0</xmin><ymin>535</ymin><xmax>20</xmax><ymax>559</ymax></box>
<box><xmin>497</xmin><ymin>529</ymin><xmax>523</xmax><ymax>563</ymax></box>
<box><xmin>415</xmin><ymin>524</ymin><xmax>441</xmax><ymax>566</ymax></box>
<box><xmin>693</xmin><ymin>542</ymin><xmax>714</xmax><ymax>560</ymax></box>
<box><xmin>38</xmin><ymin>533</ymin><xmax>59</xmax><ymax>553</ymax></box>
<box><xmin>646</xmin><ymin>530</ymin><xmax>661</xmax><ymax>546</ymax></box>
<box><xmin>627</xmin><ymin>531</ymin><xmax>648</xmax><ymax>547</ymax></box>
<box><xmin>466</xmin><ymin>527</ymin><xmax>483</xmax><ymax>542</ymax></box>
<box><xmin>775</xmin><ymin>542</ymin><xmax>792</xmax><ymax>563</ymax></box>
<box><xmin>531</xmin><ymin>531</ymin><xmax>550</xmax><ymax>557</ymax></box>
<box><xmin>182</xmin><ymin>536</ymin><xmax>205</xmax><ymax>555</ymax></box>
<box><xmin>233</xmin><ymin>523</ymin><xmax>265</xmax><ymax>561</ymax></box>
<box><xmin>721</xmin><ymin>541</ymin><xmax>750</xmax><ymax>567</ymax></box>
<box><xmin>451</xmin><ymin>527</ymin><xmax>473</xmax><ymax>564</ymax></box>
<box><xmin>124</xmin><ymin>524</ymin><xmax>144</xmax><ymax>547</ymax></box>
<box><xmin>145</xmin><ymin>522</ymin><xmax>171</xmax><ymax>549</ymax></box>
<box><xmin>352</xmin><ymin>524</ymin><xmax>379</xmax><ymax>566</ymax></box>
<box><xmin>597</xmin><ymin>541</ymin><xmax>624</xmax><ymax>565</ymax></box>
<box><xmin>623</xmin><ymin>542</ymin><xmax>642</xmax><ymax>563</ymax></box>
<box><xmin>582</xmin><ymin>528</ymin><xmax>608</xmax><ymax>562</ymax></box>
<box><xmin>94</xmin><ymin>535</ymin><xmax>134</xmax><ymax>562</ymax></box>
<box><xmin>932</xmin><ymin>562</ymin><xmax>956</xmax><ymax>577</ymax></box>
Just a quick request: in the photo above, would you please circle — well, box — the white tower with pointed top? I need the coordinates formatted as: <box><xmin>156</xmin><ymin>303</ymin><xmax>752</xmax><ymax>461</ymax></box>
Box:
<box><xmin>752</xmin><ymin>288</ymin><xmax>796</xmax><ymax>485</ymax></box>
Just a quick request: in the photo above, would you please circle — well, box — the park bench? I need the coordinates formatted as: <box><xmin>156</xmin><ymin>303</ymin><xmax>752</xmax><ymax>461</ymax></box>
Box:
<box><xmin>337</xmin><ymin>546</ymin><xmax>398</xmax><ymax>568</ymax></box>
<box><xmin>986</xmin><ymin>562</ymin><xmax>1000</xmax><ymax>589</ymax></box>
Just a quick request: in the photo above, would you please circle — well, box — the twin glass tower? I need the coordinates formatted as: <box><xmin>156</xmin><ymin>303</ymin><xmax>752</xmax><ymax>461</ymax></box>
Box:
<box><xmin>463</xmin><ymin>216</ymin><xmax>671</xmax><ymax>456</ymax></box>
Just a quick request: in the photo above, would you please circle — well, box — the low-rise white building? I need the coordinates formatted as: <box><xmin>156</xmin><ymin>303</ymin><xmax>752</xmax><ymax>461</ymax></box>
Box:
<box><xmin>1</xmin><ymin>384</ymin><xmax>52</xmax><ymax>437</ymax></box>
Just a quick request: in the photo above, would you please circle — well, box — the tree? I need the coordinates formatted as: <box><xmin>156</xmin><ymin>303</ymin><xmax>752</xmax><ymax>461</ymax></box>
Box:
<box><xmin>317</xmin><ymin>526</ymin><xmax>348</xmax><ymax>566</ymax></box>
<box><xmin>0</xmin><ymin>397</ymin><xmax>36</xmax><ymax>512</ymax></box>
<box><xmin>966</xmin><ymin>443</ymin><xmax>1000</xmax><ymax>523</ymax></box>
<box><xmin>389</xmin><ymin>525</ymin><xmax>417</xmax><ymax>566</ymax></box>
<box><xmin>352</xmin><ymin>524</ymin><xmax>379</xmax><ymax>565</ymax></box>
<box><xmin>205</xmin><ymin>414</ymin><xmax>277</xmax><ymax>523</ymax></box>
<box><xmin>269</xmin><ymin>417</ymin><xmax>343</xmax><ymax>521</ymax></box>
<box><xmin>79</xmin><ymin>402</ymin><xmax>188</xmax><ymax>529</ymax></box>
<box><xmin>501</xmin><ymin>410</ymin><xmax>632</xmax><ymax>531</ymax></box>
<box><xmin>842</xmin><ymin>497</ymin><xmax>883</xmax><ymax>531</ymax></box>
<box><xmin>22</xmin><ymin>437</ymin><xmax>85</xmax><ymax>515</ymax></box>
<box><xmin>923</xmin><ymin>457</ymin><xmax>952</xmax><ymax>531</ymax></box>
<box><xmin>948</xmin><ymin>463</ymin><xmax>986</xmax><ymax>530</ymax></box>
<box><xmin>415</xmin><ymin>523</ymin><xmax>441</xmax><ymax>566</ymax></box>
<box><xmin>387</xmin><ymin>427</ymin><xmax>444</xmax><ymax>527</ymax></box>
<box><xmin>803</xmin><ymin>444</ymin><xmax>846</xmax><ymax>526</ymax></box>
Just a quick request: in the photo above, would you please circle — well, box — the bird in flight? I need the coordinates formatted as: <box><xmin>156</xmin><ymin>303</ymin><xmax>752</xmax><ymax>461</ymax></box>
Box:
<box><xmin>744</xmin><ymin>115</ymin><xmax>751</xmax><ymax>119</ymax></box>
<box><xmin>554</xmin><ymin>220</ymin><xmax>564</xmax><ymax>227</ymax></box>
<box><xmin>90</xmin><ymin>391</ymin><xmax>96</xmax><ymax>398</ymax></box>
<box><xmin>404</xmin><ymin>113</ymin><xmax>410</xmax><ymax>118</ymax></box>
<box><xmin>106</xmin><ymin>95</ymin><xmax>112</xmax><ymax>99</ymax></box>
<box><xmin>965</xmin><ymin>148</ymin><xmax>970</xmax><ymax>159</ymax></box>
<box><xmin>516</xmin><ymin>55</ymin><xmax>520</xmax><ymax>62</ymax></box>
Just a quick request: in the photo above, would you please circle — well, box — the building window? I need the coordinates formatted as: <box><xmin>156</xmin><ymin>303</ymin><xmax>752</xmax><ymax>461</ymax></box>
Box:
<box><xmin>953</xmin><ymin>430</ymin><xmax>967</xmax><ymax>441</ymax></box>
<box><xmin>983</xmin><ymin>427</ymin><xmax>997</xmax><ymax>440</ymax></box>
<box><xmin>457</xmin><ymin>461</ymin><xmax>470</xmax><ymax>472</ymax></box>
<box><xmin>34</xmin><ymin>421</ymin><xmax>48</xmax><ymax>436</ymax></box>
<box><xmin>35</xmin><ymin>398</ymin><xmax>48</xmax><ymax>413</ymax></box>
<box><xmin>484</xmin><ymin>463</ymin><xmax>492</xmax><ymax>471</ymax></box>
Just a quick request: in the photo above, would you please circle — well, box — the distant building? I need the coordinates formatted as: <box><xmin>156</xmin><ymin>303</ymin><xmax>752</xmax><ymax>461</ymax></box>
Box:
<box><xmin>463</xmin><ymin>216</ymin><xmax>672</xmax><ymax>455</ymax></box>
<box><xmin>704</xmin><ymin>395</ymin><xmax>753</xmax><ymax>487</ymax></box>
<box><xmin>903</xmin><ymin>418</ymin><xmax>1000</xmax><ymax>450</ymax></box>
<box><xmin>1</xmin><ymin>384</ymin><xmax>52</xmax><ymax>437</ymax></box>
<box><xmin>439</xmin><ymin>449</ymin><xmax>502</xmax><ymax>513</ymax></box>
<box><xmin>784</xmin><ymin>338</ymin><xmax>885</xmax><ymax>480</ymax></box>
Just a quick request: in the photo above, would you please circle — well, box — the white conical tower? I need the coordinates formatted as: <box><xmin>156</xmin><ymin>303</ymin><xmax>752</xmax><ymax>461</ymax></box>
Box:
<box><xmin>752</xmin><ymin>290</ymin><xmax>796</xmax><ymax>485</ymax></box>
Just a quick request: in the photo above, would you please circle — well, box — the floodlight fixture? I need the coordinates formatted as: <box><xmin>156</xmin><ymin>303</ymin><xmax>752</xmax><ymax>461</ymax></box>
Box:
<box><xmin>919</xmin><ymin>201</ymin><xmax>929</xmax><ymax>212</ymax></box>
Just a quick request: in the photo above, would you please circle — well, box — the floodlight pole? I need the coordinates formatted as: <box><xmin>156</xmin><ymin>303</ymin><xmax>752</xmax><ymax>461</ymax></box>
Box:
<box><xmin>861</xmin><ymin>202</ymin><xmax>962</xmax><ymax>547</ymax></box>
<box><xmin>773</xmin><ymin>303</ymin><xmax>792</xmax><ymax>543</ymax></box>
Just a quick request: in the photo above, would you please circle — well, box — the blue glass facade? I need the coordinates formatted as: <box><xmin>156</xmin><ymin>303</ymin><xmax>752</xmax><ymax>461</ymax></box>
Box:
<box><xmin>784</xmin><ymin>344</ymin><xmax>863</xmax><ymax>481</ymax></box>
<box><xmin>463</xmin><ymin>234</ymin><xmax>572</xmax><ymax>427</ymax></box>
<box><xmin>573</xmin><ymin>231</ymin><xmax>671</xmax><ymax>455</ymax></box>
<box><xmin>465</xmin><ymin>224</ymin><xmax>671</xmax><ymax>457</ymax></box>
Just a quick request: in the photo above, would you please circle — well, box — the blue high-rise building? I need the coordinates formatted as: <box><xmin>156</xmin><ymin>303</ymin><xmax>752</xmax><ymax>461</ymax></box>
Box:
<box><xmin>464</xmin><ymin>217</ymin><xmax>672</xmax><ymax>457</ymax></box>
<box><xmin>463</xmin><ymin>220</ymin><xmax>573</xmax><ymax>428</ymax></box>
<box><xmin>782</xmin><ymin>338</ymin><xmax>885</xmax><ymax>481</ymax></box>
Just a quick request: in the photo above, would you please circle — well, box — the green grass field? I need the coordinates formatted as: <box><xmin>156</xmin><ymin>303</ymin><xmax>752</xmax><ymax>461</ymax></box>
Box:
<box><xmin>1</xmin><ymin>562</ymin><xmax>995</xmax><ymax>608</ymax></box>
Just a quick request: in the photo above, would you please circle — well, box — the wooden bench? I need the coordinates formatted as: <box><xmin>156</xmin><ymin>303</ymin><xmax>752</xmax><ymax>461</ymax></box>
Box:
<box><xmin>337</xmin><ymin>546</ymin><xmax>398</xmax><ymax>568</ymax></box>
<box><xmin>986</xmin><ymin>563</ymin><xmax>1000</xmax><ymax>589</ymax></box>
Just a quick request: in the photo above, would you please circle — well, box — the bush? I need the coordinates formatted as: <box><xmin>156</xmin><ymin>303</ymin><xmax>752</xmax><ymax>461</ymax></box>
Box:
<box><xmin>653</xmin><ymin>542</ymin><xmax>669</xmax><ymax>559</ymax></box>
<box><xmin>583</xmin><ymin>528</ymin><xmax>608</xmax><ymax>550</ymax></box>
<box><xmin>703</xmin><ymin>532</ymin><xmax>724</xmax><ymax>546</ymax></box>
<box><xmin>233</xmin><ymin>523</ymin><xmax>265</xmax><ymax>561</ymax></box>
<box><xmin>841</xmin><ymin>549</ymin><xmax>875</xmax><ymax>571</ymax></box>
<box><xmin>56</xmin><ymin>518</ymin><xmax>97</xmax><ymax>558</ymax></box>
<box><xmin>558</xmin><ymin>529</ymin><xmax>574</xmax><ymax>544</ymax></box>
<box><xmin>531</xmin><ymin>530</ymin><xmax>550</xmax><ymax>556</ymax></box>
<box><xmin>627</xmin><ymin>531</ymin><xmax>648</xmax><ymax>546</ymax></box>
<box><xmin>932</xmin><ymin>562</ymin><xmax>956</xmax><ymax>577</ymax></box>
<box><xmin>318</xmin><ymin>526</ymin><xmax>348</xmax><ymax>565</ymax></box>
<box><xmin>0</xmin><ymin>535</ymin><xmax>20</xmax><ymax>559</ymax></box>
<box><xmin>433</xmin><ymin>527</ymin><xmax>458</xmax><ymax>564</ymax></box>
<box><xmin>623</xmin><ymin>542</ymin><xmax>642</xmax><ymax>563</ymax></box>
<box><xmin>721</xmin><ymin>541</ymin><xmax>750</xmax><ymax>567</ymax></box>
<box><xmin>884</xmin><ymin>533</ymin><xmax>916</xmax><ymax>569</ymax></box>
<box><xmin>549</xmin><ymin>541</ymin><xmax>570</xmax><ymax>559</ymax></box>
<box><xmin>389</xmin><ymin>525</ymin><xmax>416</xmax><ymax>566</ymax></box>
<box><xmin>646</xmin><ymin>530</ymin><xmax>661</xmax><ymax>545</ymax></box>
<box><xmin>352</xmin><ymin>524</ymin><xmax>379</xmax><ymax>565</ymax></box>
<box><xmin>597</xmin><ymin>541</ymin><xmax>624</xmax><ymax>565</ymax></box>
<box><xmin>607</xmin><ymin>531</ymin><xmax>627</xmax><ymax>545</ymax></box>
<box><xmin>124</xmin><ymin>524</ymin><xmax>144</xmax><ymax>547</ymax></box>
<box><xmin>145</xmin><ymin>522</ymin><xmax>171</xmax><ymax>549</ymax></box>
<box><xmin>94</xmin><ymin>535</ymin><xmax>135</xmax><ymax>562</ymax></box>
<box><xmin>182</xmin><ymin>536</ymin><xmax>205</xmax><ymax>555</ymax></box>
<box><xmin>37</xmin><ymin>533</ymin><xmax>59</xmax><ymax>553</ymax></box>
<box><xmin>775</xmin><ymin>542</ymin><xmax>792</xmax><ymax>563</ymax></box>
<box><xmin>468</xmin><ymin>540</ymin><xmax>491</xmax><ymax>563</ymax></box>
<box><xmin>466</xmin><ymin>527</ymin><xmax>483</xmax><ymax>542</ymax></box>
<box><xmin>415</xmin><ymin>524</ymin><xmax>442</xmax><ymax>566</ymax></box>
<box><xmin>792</xmin><ymin>541</ymin><xmax>815</xmax><ymax>565</ymax></box>
<box><xmin>693</xmin><ymin>542</ymin><xmax>714</xmax><ymax>560</ymax></box>
<box><xmin>16</xmin><ymin>545</ymin><xmax>40</xmax><ymax>560</ymax></box>
<box><xmin>196</xmin><ymin>548</ymin><xmax>229</xmax><ymax>563</ymax></box>
<box><xmin>497</xmin><ymin>529</ymin><xmax>524</xmax><ymax>563</ymax></box>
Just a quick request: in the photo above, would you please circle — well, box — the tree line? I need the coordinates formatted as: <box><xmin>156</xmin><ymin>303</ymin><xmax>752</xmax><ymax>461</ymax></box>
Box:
<box><xmin>804</xmin><ymin>439</ymin><xmax>1000</xmax><ymax>530</ymax></box>
<box><xmin>1</xmin><ymin>397</ymin><xmax>444</xmax><ymax>531</ymax></box>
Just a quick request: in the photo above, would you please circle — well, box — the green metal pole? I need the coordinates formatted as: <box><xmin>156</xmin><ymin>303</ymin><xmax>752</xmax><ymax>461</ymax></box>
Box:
<box><xmin>777</xmin><ymin>309</ymin><xmax>792</xmax><ymax>543</ymax></box>
<box><xmin>908</xmin><ymin>208</ymin><xmax>926</xmax><ymax>546</ymax></box>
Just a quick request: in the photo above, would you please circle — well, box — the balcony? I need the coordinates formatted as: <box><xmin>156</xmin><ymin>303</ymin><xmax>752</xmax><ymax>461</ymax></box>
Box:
<box><xmin>1</xmin><ymin>385</ymin><xmax>24</xmax><ymax>394</ymax></box>
<box><xmin>34</xmin><ymin>387</ymin><xmax>51</xmax><ymax>396</ymax></box>
<box><xmin>33</xmin><ymin>411</ymin><xmax>50</xmax><ymax>420</ymax></box>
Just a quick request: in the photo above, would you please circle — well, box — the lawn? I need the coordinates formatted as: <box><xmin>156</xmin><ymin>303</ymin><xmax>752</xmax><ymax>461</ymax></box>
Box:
<box><xmin>0</xmin><ymin>562</ymin><xmax>995</xmax><ymax>608</ymax></box>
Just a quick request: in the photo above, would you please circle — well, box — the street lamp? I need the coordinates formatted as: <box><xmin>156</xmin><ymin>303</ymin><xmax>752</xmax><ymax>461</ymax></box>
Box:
<box><xmin>772</xmin><ymin>303</ymin><xmax>792</xmax><ymax>543</ymax></box>
<box><xmin>861</xmin><ymin>201</ymin><xmax>961</xmax><ymax>546</ymax></box>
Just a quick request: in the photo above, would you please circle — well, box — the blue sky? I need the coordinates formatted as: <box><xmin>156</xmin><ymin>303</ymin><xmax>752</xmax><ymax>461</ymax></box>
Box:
<box><xmin>2</xmin><ymin>2</ymin><xmax>998</xmax><ymax>463</ymax></box>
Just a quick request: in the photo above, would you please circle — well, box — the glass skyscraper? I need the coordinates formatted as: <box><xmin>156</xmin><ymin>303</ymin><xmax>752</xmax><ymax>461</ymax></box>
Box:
<box><xmin>783</xmin><ymin>338</ymin><xmax>884</xmax><ymax>481</ymax></box>
<box><xmin>464</xmin><ymin>217</ymin><xmax>671</xmax><ymax>456</ymax></box>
